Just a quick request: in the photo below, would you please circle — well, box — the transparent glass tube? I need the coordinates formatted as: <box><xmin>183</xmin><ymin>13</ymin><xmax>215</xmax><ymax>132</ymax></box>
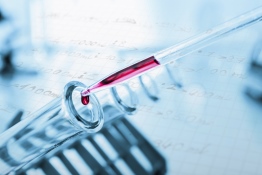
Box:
<box><xmin>80</xmin><ymin>6</ymin><xmax>262</xmax><ymax>97</ymax></box>
<box><xmin>0</xmin><ymin>81</ymin><xmax>104</xmax><ymax>174</ymax></box>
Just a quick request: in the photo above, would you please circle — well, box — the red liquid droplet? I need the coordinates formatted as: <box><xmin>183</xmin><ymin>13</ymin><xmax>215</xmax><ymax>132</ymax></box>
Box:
<box><xmin>81</xmin><ymin>96</ymin><xmax>90</xmax><ymax>105</ymax></box>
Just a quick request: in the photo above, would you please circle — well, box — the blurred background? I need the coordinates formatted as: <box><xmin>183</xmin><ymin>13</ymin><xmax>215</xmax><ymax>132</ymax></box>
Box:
<box><xmin>0</xmin><ymin>0</ymin><xmax>262</xmax><ymax>174</ymax></box>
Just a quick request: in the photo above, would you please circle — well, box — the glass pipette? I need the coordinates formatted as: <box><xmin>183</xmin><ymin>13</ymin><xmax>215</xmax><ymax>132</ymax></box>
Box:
<box><xmin>81</xmin><ymin>6</ymin><xmax>262</xmax><ymax>104</ymax></box>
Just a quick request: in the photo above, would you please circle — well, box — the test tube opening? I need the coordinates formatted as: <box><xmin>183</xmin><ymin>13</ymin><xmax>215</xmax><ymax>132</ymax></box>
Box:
<box><xmin>111</xmin><ymin>84</ymin><xmax>138</xmax><ymax>115</ymax></box>
<box><xmin>64</xmin><ymin>81</ymin><xmax>104</xmax><ymax>133</ymax></box>
<box><xmin>139</xmin><ymin>74</ymin><xmax>160</xmax><ymax>101</ymax></box>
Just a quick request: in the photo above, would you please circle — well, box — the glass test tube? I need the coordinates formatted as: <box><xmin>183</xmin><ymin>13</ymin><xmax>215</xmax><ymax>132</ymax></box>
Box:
<box><xmin>0</xmin><ymin>81</ymin><xmax>104</xmax><ymax>174</ymax></box>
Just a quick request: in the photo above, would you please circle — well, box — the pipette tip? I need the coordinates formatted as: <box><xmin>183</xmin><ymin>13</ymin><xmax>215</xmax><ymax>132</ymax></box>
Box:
<box><xmin>81</xmin><ymin>88</ymin><xmax>90</xmax><ymax>96</ymax></box>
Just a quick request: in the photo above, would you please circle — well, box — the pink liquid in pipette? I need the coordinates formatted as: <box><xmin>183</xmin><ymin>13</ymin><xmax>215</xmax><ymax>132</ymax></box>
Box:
<box><xmin>81</xmin><ymin>56</ymin><xmax>160</xmax><ymax>105</ymax></box>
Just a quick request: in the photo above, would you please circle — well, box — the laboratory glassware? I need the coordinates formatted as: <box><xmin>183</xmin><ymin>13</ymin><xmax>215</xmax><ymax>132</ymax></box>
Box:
<box><xmin>81</xmin><ymin>5</ymin><xmax>262</xmax><ymax>99</ymax></box>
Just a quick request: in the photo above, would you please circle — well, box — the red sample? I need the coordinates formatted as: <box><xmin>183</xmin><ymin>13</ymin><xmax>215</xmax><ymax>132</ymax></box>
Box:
<box><xmin>81</xmin><ymin>56</ymin><xmax>160</xmax><ymax>105</ymax></box>
<box><xmin>81</xmin><ymin>96</ymin><xmax>90</xmax><ymax>105</ymax></box>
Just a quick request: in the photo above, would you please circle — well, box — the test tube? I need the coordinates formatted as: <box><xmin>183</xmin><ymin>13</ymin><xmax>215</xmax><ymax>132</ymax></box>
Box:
<box><xmin>245</xmin><ymin>39</ymin><xmax>262</xmax><ymax>102</ymax></box>
<box><xmin>0</xmin><ymin>81</ymin><xmax>104</xmax><ymax>174</ymax></box>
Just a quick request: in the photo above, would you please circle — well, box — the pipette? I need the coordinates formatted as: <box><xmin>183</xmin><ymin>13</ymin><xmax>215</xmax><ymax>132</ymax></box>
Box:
<box><xmin>81</xmin><ymin>6</ymin><xmax>262</xmax><ymax>105</ymax></box>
